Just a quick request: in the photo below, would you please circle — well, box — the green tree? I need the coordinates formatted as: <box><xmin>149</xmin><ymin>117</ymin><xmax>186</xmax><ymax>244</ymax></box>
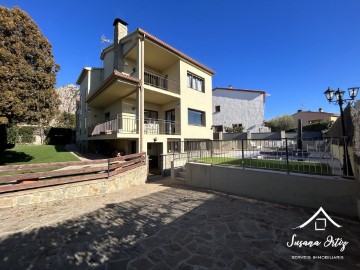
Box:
<box><xmin>265</xmin><ymin>114</ymin><xmax>296</xmax><ymax>132</ymax></box>
<box><xmin>55</xmin><ymin>112</ymin><xmax>76</xmax><ymax>129</ymax></box>
<box><xmin>0</xmin><ymin>6</ymin><xmax>60</xmax><ymax>126</ymax></box>
<box><xmin>225</xmin><ymin>124</ymin><xmax>245</xmax><ymax>133</ymax></box>
<box><xmin>303</xmin><ymin>120</ymin><xmax>333</xmax><ymax>132</ymax></box>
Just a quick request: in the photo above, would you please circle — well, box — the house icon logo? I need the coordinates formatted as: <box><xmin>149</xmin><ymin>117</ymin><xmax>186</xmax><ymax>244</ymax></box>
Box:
<box><xmin>293</xmin><ymin>207</ymin><xmax>342</xmax><ymax>231</ymax></box>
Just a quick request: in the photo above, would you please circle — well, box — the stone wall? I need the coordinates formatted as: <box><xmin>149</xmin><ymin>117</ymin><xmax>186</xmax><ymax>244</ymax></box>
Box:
<box><xmin>0</xmin><ymin>164</ymin><xmax>147</xmax><ymax>208</ymax></box>
<box><xmin>353</xmin><ymin>108</ymin><xmax>360</xmax><ymax>181</ymax></box>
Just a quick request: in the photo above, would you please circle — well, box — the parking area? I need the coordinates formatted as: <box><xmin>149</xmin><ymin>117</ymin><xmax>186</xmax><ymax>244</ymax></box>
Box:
<box><xmin>0</xmin><ymin>179</ymin><xmax>359</xmax><ymax>269</ymax></box>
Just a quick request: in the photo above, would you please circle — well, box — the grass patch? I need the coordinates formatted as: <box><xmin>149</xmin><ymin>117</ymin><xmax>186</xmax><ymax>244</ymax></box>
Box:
<box><xmin>0</xmin><ymin>145</ymin><xmax>79</xmax><ymax>166</ymax></box>
<box><xmin>197</xmin><ymin>157</ymin><xmax>331</xmax><ymax>175</ymax></box>
<box><xmin>0</xmin><ymin>167</ymin><xmax>62</xmax><ymax>176</ymax></box>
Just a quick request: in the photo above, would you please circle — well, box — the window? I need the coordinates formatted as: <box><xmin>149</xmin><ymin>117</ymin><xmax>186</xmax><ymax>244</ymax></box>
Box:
<box><xmin>215</xmin><ymin>105</ymin><xmax>220</xmax><ymax>112</ymax></box>
<box><xmin>187</xmin><ymin>72</ymin><xmax>204</xmax><ymax>92</ymax></box>
<box><xmin>168</xmin><ymin>140</ymin><xmax>180</xmax><ymax>153</ymax></box>
<box><xmin>144</xmin><ymin>110</ymin><xmax>158</xmax><ymax>123</ymax></box>
<box><xmin>188</xmin><ymin>109</ymin><xmax>205</xmax><ymax>126</ymax></box>
<box><xmin>214</xmin><ymin>125</ymin><xmax>223</xmax><ymax>132</ymax></box>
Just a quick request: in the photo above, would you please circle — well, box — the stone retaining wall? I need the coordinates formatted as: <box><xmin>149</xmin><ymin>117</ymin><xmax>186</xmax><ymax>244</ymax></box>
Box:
<box><xmin>0</xmin><ymin>164</ymin><xmax>148</xmax><ymax>208</ymax></box>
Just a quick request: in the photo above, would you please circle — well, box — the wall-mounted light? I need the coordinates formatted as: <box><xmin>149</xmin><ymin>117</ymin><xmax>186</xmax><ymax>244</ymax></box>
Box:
<box><xmin>132</xmin><ymin>106</ymin><xmax>136</xmax><ymax>111</ymax></box>
<box><xmin>153</xmin><ymin>137</ymin><xmax>157</xmax><ymax>142</ymax></box>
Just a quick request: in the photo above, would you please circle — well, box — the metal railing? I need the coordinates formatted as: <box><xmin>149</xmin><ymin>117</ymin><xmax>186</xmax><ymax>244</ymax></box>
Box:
<box><xmin>144</xmin><ymin>118</ymin><xmax>179</xmax><ymax>135</ymax></box>
<box><xmin>161</xmin><ymin>137</ymin><xmax>353</xmax><ymax>177</ymax></box>
<box><xmin>88</xmin><ymin>116</ymin><xmax>180</xmax><ymax>136</ymax></box>
<box><xmin>144</xmin><ymin>70</ymin><xmax>180</xmax><ymax>94</ymax></box>
<box><xmin>88</xmin><ymin>116</ymin><xmax>138</xmax><ymax>136</ymax></box>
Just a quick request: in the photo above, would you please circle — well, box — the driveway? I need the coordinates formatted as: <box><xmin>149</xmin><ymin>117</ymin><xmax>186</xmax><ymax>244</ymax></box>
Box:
<box><xmin>0</xmin><ymin>179</ymin><xmax>359</xmax><ymax>269</ymax></box>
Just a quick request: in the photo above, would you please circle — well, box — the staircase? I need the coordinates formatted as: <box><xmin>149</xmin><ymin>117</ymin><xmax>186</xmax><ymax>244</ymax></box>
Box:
<box><xmin>171</xmin><ymin>166</ymin><xmax>187</xmax><ymax>184</ymax></box>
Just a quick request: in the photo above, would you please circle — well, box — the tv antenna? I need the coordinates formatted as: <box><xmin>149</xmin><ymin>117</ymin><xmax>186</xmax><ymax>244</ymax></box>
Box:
<box><xmin>101</xmin><ymin>35</ymin><xmax>113</xmax><ymax>45</ymax></box>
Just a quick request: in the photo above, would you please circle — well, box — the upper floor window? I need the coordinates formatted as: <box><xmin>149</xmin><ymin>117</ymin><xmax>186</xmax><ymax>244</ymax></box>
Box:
<box><xmin>215</xmin><ymin>105</ymin><xmax>220</xmax><ymax>112</ymax></box>
<box><xmin>188</xmin><ymin>109</ymin><xmax>205</xmax><ymax>126</ymax></box>
<box><xmin>187</xmin><ymin>72</ymin><xmax>204</xmax><ymax>92</ymax></box>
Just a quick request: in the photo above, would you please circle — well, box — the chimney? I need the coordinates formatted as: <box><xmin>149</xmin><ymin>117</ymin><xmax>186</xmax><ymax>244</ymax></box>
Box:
<box><xmin>228</xmin><ymin>85</ymin><xmax>233</xmax><ymax>89</ymax></box>
<box><xmin>297</xmin><ymin>109</ymin><xmax>302</xmax><ymax>113</ymax></box>
<box><xmin>113</xmin><ymin>18</ymin><xmax>128</xmax><ymax>72</ymax></box>
<box><xmin>319</xmin><ymin>108</ymin><xmax>323</xmax><ymax>113</ymax></box>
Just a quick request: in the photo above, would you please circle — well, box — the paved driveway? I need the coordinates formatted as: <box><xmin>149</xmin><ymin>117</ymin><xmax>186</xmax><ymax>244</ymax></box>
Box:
<box><xmin>0</xmin><ymin>179</ymin><xmax>359</xmax><ymax>269</ymax></box>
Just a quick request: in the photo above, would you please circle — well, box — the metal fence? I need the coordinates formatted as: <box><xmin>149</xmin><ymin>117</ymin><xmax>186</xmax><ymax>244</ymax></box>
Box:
<box><xmin>162</xmin><ymin>137</ymin><xmax>352</xmax><ymax>177</ymax></box>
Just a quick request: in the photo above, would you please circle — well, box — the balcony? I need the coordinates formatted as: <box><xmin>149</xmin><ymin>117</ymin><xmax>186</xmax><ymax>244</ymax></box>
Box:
<box><xmin>88</xmin><ymin>115</ymin><xmax>180</xmax><ymax>137</ymax></box>
<box><xmin>88</xmin><ymin>116</ymin><xmax>138</xmax><ymax>137</ymax></box>
<box><xmin>144</xmin><ymin>70</ymin><xmax>180</xmax><ymax>94</ymax></box>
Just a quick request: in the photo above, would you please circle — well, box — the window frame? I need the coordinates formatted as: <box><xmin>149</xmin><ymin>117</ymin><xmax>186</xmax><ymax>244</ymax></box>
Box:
<box><xmin>188</xmin><ymin>108</ymin><xmax>206</xmax><ymax>126</ymax></box>
<box><xmin>215</xmin><ymin>105</ymin><xmax>220</xmax><ymax>112</ymax></box>
<box><xmin>187</xmin><ymin>72</ymin><xmax>205</xmax><ymax>92</ymax></box>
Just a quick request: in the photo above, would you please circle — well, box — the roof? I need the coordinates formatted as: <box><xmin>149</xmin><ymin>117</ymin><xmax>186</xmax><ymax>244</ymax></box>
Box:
<box><xmin>100</xmin><ymin>28</ymin><xmax>216</xmax><ymax>75</ymax></box>
<box><xmin>213</xmin><ymin>87</ymin><xmax>267</xmax><ymax>102</ymax></box>
<box><xmin>76</xmin><ymin>67</ymin><xmax>103</xmax><ymax>85</ymax></box>
<box><xmin>137</xmin><ymin>29</ymin><xmax>215</xmax><ymax>75</ymax></box>
<box><xmin>86</xmin><ymin>70</ymin><xmax>140</xmax><ymax>103</ymax></box>
<box><xmin>292</xmin><ymin>110</ymin><xmax>339</xmax><ymax>117</ymax></box>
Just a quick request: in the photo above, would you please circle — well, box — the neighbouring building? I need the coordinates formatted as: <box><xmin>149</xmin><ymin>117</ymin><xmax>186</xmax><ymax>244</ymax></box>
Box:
<box><xmin>292</xmin><ymin>108</ymin><xmax>339</xmax><ymax>126</ymax></box>
<box><xmin>212</xmin><ymin>87</ymin><xmax>267</xmax><ymax>133</ymax></box>
<box><xmin>76</xmin><ymin>18</ymin><xmax>215</xmax><ymax>173</ymax></box>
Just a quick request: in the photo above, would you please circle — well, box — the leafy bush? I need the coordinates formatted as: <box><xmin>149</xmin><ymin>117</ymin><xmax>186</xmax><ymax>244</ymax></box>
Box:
<box><xmin>303</xmin><ymin>120</ymin><xmax>333</xmax><ymax>132</ymax></box>
<box><xmin>6</xmin><ymin>124</ymin><xmax>19</xmax><ymax>144</ymax></box>
<box><xmin>18</xmin><ymin>126</ymin><xmax>36</xmax><ymax>143</ymax></box>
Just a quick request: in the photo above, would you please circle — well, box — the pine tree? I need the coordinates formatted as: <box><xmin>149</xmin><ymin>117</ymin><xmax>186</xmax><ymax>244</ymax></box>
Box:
<box><xmin>0</xmin><ymin>6</ymin><xmax>60</xmax><ymax>126</ymax></box>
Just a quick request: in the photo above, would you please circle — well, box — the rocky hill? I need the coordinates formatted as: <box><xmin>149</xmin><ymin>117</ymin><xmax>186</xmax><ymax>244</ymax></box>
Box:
<box><xmin>56</xmin><ymin>84</ymin><xmax>79</xmax><ymax>114</ymax></box>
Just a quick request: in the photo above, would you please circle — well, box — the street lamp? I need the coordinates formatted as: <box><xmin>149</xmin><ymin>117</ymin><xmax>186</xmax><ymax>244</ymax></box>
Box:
<box><xmin>324</xmin><ymin>87</ymin><xmax>359</xmax><ymax>176</ymax></box>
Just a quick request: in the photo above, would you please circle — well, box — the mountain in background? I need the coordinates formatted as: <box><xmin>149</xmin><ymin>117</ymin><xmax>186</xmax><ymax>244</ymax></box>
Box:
<box><xmin>55</xmin><ymin>84</ymin><xmax>79</xmax><ymax>114</ymax></box>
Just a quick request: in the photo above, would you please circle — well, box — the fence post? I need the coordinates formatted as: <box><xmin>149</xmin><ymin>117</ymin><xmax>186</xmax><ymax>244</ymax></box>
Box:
<box><xmin>285</xmin><ymin>137</ymin><xmax>289</xmax><ymax>174</ymax></box>
<box><xmin>170</xmin><ymin>160</ymin><xmax>175</xmax><ymax>179</ymax></box>
<box><xmin>241</xmin><ymin>140</ymin><xmax>245</xmax><ymax>169</ymax></box>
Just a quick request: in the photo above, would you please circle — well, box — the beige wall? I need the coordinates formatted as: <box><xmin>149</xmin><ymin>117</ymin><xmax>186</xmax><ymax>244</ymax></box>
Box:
<box><xmin>293</xmin><ymin>111</ymin><xmax>339</xmax><ymax>125</ymax></box>
<box><xmin>179</xmin><ymin>60</ymin><xmax>213</xmax><ymax>140</ymax></box>
<box><xmin>103</xmin><ymin>50</ymin><xmax>114</xmax><ymax>79</ymax></box>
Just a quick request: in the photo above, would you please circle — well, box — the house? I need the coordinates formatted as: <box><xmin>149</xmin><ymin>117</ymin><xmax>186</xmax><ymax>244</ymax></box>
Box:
<box><xmin>292</xmin><ymin>108</ymin><xmax>339</xmax><ymax>126</ymax></box>
<box><xmin>212</xmin><ymin>87</ymin><xmax>267</xmax><ymax>133</ymax></box>
<box><xmin>76</xmin><ymin>18</ymin><xmax>215</xmax><ymax>173</ymax></box>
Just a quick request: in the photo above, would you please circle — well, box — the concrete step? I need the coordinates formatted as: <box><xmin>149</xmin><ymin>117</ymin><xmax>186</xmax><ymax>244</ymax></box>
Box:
<box><xmin>171</xmin><ymin>178</ymin><xmax>187</xmax><ymax>185</ymax></box>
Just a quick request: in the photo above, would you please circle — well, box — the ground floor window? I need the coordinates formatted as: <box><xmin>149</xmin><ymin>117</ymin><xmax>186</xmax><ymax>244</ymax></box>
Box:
<box><xmin>167</xmin><ymin>139</ymin><xmax>180</xmax><ymax>153</ymax></box>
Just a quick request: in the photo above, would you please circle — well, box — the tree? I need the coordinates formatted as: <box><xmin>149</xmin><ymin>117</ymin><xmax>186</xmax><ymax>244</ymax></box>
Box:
<box><xmin>303</xmin><ymin>120</ymin><xmax>333</xmax><ymax>132</ymax></box>
<box><xmin>54</xmin><ymin>112</ymin><xmax>76</xmax><ymax>129</ymax></box>
<box><xmin>225</xmin><ymin>124</ymin><xmax>245</xmax><ymax>133</ymax></box>
<box><xmin>0</xmin><ymin>6</ymin><xmax>60</xmax><ymax>126</ymax></box>
<box><xmin>265</xmin><ymin>114</ymin><xmax>296</xmax><ymax>132</ymax></box>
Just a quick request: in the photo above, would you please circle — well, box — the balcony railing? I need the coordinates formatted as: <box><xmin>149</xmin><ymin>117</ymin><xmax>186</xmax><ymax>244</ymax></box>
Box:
<box><xmin>144</xmin><ymin>70</ymin><xmax>180</xmax><ymax>94</ymax></box>
<box><xmin>88</xmin><ymin>115</ymin><xmax>180</xmax><ymax>136</ymax></box>
<box><xmin>88</xmin><ymin>116</ymin><xmax>138</xmax><ymax>136</ymax></box>
<box><xmin>144</xmin><ymin>118</ymin><xmax>180</xmax><ymax>135</ymax></box>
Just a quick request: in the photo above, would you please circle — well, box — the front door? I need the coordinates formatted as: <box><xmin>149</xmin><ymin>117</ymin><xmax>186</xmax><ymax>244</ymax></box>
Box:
<box><xmin>165</xmin><ymin>109</ymin><xmax>175</xmax><ymax>134</ymax></box>
<box><xmin>147</xmin><ymin>142</ymin><xmax>163</xmax><ymax>175</ymax></box>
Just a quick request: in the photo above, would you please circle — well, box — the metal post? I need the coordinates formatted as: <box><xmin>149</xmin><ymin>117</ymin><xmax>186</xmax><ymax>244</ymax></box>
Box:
<box><xmin>241</xmin><ymin>140</ymin><xmax>245</xmax><ymax>169</ymax></box>
<box><xmin>285</xmin><ymin>137</ymin><xmax>289</xmax><ymax>174</ymax></box>
<box><xmin>339</xmin><ymin>101</ymin><xmax>353</xmax><ymax>176</ymax></box>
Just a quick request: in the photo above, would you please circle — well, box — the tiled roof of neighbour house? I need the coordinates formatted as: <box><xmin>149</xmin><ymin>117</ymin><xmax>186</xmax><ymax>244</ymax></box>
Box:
<box><xmin>86</xmin><ymin>70</ymin><xmax>141</xmax><ymax>103</ymax></box>
<box><xmin>137</xmin><ymin>28</ymin><xmax>216</xmax><ymax>75</ymax></box>
<box><xmin>292</xmin><ymin>110</ymin><xmax>339</xmax><ymax>116</ymax></box>
<box><xmin>213</xmin><ymin>87</ymin><xmax>267</xmax><ymax>102</ymax></box>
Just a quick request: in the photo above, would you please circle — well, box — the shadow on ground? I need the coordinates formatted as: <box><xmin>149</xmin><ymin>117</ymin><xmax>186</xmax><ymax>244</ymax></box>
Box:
<box><xmin>0</xmin><ymin>150</ymin><xmax>33</xmax><ymax>165</ymax></box>
<box><xmin>0</xmin><ymin>182</ymin><xmax>359</xmax><ymax>269</ymax></box>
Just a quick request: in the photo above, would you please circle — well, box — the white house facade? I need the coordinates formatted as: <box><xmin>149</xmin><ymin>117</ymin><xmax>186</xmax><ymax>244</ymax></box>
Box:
<box><xmin>212</xmin><ymin>87</ymin><xmax>267</xmax><ymax>132</ymax></box>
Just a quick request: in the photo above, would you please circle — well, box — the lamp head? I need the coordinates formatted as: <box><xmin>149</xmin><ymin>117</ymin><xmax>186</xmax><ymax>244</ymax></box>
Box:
<box><xmin>348</xmin><ymin>87</ymin><xmax>359</xmax><ymax>99</ymax></box>
<box><xmin>324</xmin><ymin>87</ymin><xmax>335</xmax><ymax>102</ymax></box>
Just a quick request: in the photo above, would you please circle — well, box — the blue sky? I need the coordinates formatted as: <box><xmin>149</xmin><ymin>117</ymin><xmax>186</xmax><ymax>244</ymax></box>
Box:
<box><xmin>2</xmin><ymin>0</ymin><xmax>360</xmax><ymax>119</ymax></box>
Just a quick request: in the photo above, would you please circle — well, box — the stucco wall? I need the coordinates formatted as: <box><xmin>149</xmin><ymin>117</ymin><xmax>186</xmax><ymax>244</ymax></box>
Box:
<box><xmin>185</xmin><ymin>163</ymin><xmax>360</xmax><ymax>218</ymax></box>
<box><xmin>0</xmin><ymin>165</ymin><xmax>147</xmax><ymax>209</ymax></box>
<box><xmin>212</xmin><ymin>90</ymin><xmax>264</xmax><ymax>132</ymax></box>
<box><xmin>179</xmin><ymin>60</ymin><xmax>213</xmax><ymax>140</ymax></box>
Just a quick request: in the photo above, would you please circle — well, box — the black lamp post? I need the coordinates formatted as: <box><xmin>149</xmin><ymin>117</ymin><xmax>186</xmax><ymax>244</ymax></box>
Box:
<box><xmin>324</xmin><ymin>87</ymin><xmax>359</xmax><ymax>176</ymax></box>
